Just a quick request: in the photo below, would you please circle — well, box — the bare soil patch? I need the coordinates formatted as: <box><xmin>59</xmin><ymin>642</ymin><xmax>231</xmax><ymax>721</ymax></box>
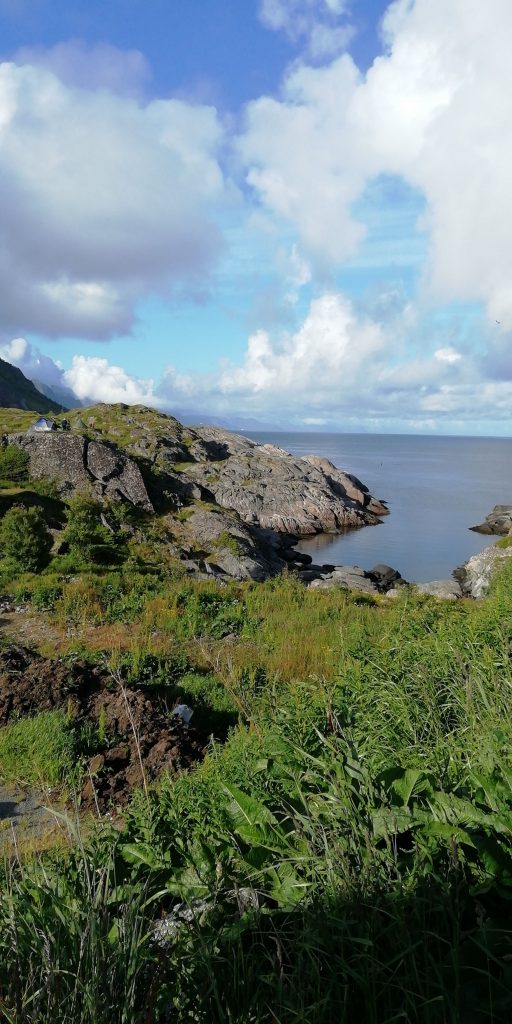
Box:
<box><xmin>0</xmin><ymin>646</ymin><xmax>206</xmax><ymax>810</ymax></box>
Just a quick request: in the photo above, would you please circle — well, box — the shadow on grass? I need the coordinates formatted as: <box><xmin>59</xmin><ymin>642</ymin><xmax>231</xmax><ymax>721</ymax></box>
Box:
<box><xmin>0</xmin><ymin>489</ymin><xmax>65</xmax><ymax>527</ymax></box>
<box><xmin>1</xmin><ymin>829</ymin><xmax>511</xmax><ymax>1022</ymax></box>
<box><xmin>186</xmin><ymin>882</ymin><xmax>512</xmax><ymax>1023</ymax></box>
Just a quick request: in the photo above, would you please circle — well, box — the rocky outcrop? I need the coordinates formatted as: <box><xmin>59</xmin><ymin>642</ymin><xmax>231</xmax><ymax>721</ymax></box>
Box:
<box><xmin>178</xmin><ymin>426</ymin><xmax>388</xmax><ymax>535</ymax></box>
<box><xmin>171</xmin><ymin>506</ymin><xmax>286</xmax><ymax>582</ymax></box>
<box><xmin>455</xmin><ymin>543</ymin><xmax>512</xmax><ymax>598</ymax></box>
<box><xmin>470</xmin><ymin>504</ymin><xmax>512</xmax><ymax>535</ymax></box>
<box><xmin>5</xmin><ymin>403</ymin><xmax>392</xmax><ymax>585</ymax></box>
<box><xmin>414</xmin><ymin>580</ymin><xmax>462</xmax><ymax>600</ymax></box>
<box><xmin>301</xmin><ymin>562</ymin><xmax>404</xmax><ymax>594</ymax></box>
<box><xmin>8</xmin><ymin>431</ymin><xmax>153</xmax><ymax>512</ymax></box>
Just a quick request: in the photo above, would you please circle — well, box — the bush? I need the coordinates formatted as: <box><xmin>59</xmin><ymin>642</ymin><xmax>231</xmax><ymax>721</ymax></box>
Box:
<box><xmin>63</xmin><ymin>494</ymin><xmax>117</xmax><ymax>565</ymax></box>
<box><xmin>0</xmin><ymin>504</ymin><xmax>53</xmax><ymax>572</ymax></box>
<box><xmin>0</xmin><ymin>444</ymin><xmax>29</xmax><ymax>484</ymax></box>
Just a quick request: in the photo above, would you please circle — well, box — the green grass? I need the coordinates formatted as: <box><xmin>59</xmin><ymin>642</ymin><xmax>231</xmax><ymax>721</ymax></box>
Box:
<box><xmin>1</xmin><ymin>557</ymin><xmax>512</xmax><ymax>1020</ymax></box>
<box><xmin>0</xmin><ymin>710</ymin><xmax>76</xmax><ymax>788</ymax></box>
<box><xmin>0</xmin><ymin>408</ymin><xmax>37</xmax><ymax>434</ymax></box>
<box><xmin>496</xmin><ymin>534</ymin><xmax>512</xmax><ymax>548</ymax></box>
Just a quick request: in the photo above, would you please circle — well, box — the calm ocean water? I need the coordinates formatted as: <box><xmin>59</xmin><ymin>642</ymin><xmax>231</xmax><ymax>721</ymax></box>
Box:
<box><xmin>245</xmin><ymin>433</ymin><xmax>512</xmax><ymax>583</ymax></box>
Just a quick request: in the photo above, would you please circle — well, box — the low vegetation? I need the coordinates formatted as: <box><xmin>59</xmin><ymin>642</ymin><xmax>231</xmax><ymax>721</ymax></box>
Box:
<box><xmin>0</xmin><ymin>542</ymin><xmax>511</xmax><ymax>1019</ymax></box>
<box><xmin>0</xmin><ymin>711</ymin><xmax>76</xmax><ymax>789</ymax></box>
<box><xmin>0</xmin><ymin>408</ymin><xmax>511</xmax><ymax>1021</ymax></box>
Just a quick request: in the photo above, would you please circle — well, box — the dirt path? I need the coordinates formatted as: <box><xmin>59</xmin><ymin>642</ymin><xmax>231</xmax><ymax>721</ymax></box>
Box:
<box><xmin>0</xmin><ymin>783</ymin><xmax>67</xmax><ymax>852</ymax></box>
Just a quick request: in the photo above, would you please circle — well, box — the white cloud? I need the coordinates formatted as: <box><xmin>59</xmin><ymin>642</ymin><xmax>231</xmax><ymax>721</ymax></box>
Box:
<box><xmin>239</xmin><ymin>56</ymin><xmax>366</xmax><ymax>268</ymax></box>
<box><xmin>0</xmin><ymin>337</ymin><xmax>160</xmax><ymax>407</ymax></box>
<box><xmin>154</xmin><ymin>289</ymin><xmax>512</xmax><ymax>430</ymax></box>
<box><xmin>0</xmin><ymin>61</ymin><xmax>226</xmax><ymax>340</ymax></box>
<box><xmin>1</xmin><ymin>290</ymin><xmax>510</xmax><ymax>431</ymax></box>
<box><xmin>64</xmin><ymin>356</ymin><xmax>160</xmax><ymax>406</ymax></box>
<box><xmin>13</xmin><ymin>40</ymin><xmax>151</xmax><ymax>96</ymax></box>
<box><xmin>434</xmin><ymin>347</ymin><xmax>462</xmax><ymax>365</ymax></box>
<box><xmin>259</xmin><ymin>0</ymin><xmax>353</xmax><ymax>57</ymax></box>
<box><xmin>218</xmin><ymin>293</ymin><xmax>385</xmax><ymax>397</ymax></box>
<box><xmin>0</xmin><ymin>336</ymin><xmax>64</xmax><ymax>385</ymax></box>
<box><xmin>242</xmin><ymin>0</ymin><xmax>512</xmax><ymax>328</ymax></box>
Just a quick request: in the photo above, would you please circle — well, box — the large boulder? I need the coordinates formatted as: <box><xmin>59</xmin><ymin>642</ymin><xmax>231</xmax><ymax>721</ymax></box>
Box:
<box><xmin>455</xmin><ymin>543</ymin><xmax>512</xmax><ymax>598</ymax></box>
<box><xmin>305</xmin><ymin>563</ymin><xmax>404</xmax><ymax>594</ymax></box>
<box><xmin>168</xmin><ymin>505</ymin><xmax>286</xmax><ymax>581</ymax></box>
<box><xmin>8</xmin><ymin>432</ymin><xmax>153</xmax><ymax>512</ymax></box>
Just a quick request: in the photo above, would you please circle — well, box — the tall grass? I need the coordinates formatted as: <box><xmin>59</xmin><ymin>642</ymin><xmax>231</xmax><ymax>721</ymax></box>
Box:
<box><xmin>2</xmin><ymin>561</ymin><xmax>512</xmax><ymax>1019</ymax></box>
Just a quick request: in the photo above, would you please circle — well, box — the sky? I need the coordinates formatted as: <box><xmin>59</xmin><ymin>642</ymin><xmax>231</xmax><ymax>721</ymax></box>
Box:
<box><xmin>0</xmin><ymin>0</ymin><xmax>511</xmax><ymax>435</ymax></box>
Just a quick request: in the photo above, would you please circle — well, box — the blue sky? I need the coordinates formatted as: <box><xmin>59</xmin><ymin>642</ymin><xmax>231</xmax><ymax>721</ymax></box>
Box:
<box><xmin>1</xmin><ymin>0</ymin><xmax>511</xmax><ymax>435</ymax></box>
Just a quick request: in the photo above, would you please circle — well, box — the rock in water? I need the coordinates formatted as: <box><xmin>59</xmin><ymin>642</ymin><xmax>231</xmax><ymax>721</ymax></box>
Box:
<box><xmin>470</xmin><ymin>504</ymin><xmax>512</xmax><ymax>535</ymax></box>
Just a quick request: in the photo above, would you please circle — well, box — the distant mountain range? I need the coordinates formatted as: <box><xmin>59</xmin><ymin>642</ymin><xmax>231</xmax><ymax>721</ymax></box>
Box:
<box><xmin>0</xmin><ymin>357</ymin><xmax>65</xmax><ymax>414</ymax></box>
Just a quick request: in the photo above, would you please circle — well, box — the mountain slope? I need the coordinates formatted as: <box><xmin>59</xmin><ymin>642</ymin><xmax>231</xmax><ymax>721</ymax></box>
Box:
<box><xmin>0</xmin><ymin>358</ymin><xmax>64</xmax><ymax>413</ymax></box>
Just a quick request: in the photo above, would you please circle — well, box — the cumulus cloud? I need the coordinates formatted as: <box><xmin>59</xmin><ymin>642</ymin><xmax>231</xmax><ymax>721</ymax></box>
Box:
<box><xmin>239</xmin><ymin>56</ymin><xmax>366</xmax><ymax>268</ymax></box>
<box><xmin>64</xmin><ymin>355</ymin><xmax>160</xmax><ymax>406</ymax></box>
<box><xmin>2</xmin><ymin>288</ymin><xmax>510</xmax><ymax>431</ymax></box>
<box><xmin>259</xmin><ymin>0</ymin><xmax>354</xmax><ymax>58</ymax></box>
<box><xmin>156</xmin><ymin>291</ymin><xmax>459</xmax><ymax>426</ymax></box>
<box><xmin>242</xmin><ymin>0</ymin><xmax>512</xmax><ymax>328</ymax></box>
<box><xmin>0</xmin><ymin>61</ymin><xmax>225</xmax><ymax>340</ymax></box>
<box><xmin>218</xmin><ymin>293</ymin><xmax>385</xmax><ymax>398</ymax></box>
<box><xmin>0</xmin><ymin>337</ymin><xmax>161</xmax><ymax>407</ymax></box>
<box><xmin>153</xmin><ymin>289</ymin><xmax>512</xmax><ymax>431</ymax></box>
<box><xmin>0</xmin><ymin>336</ymin><xmax>64</xmax><ymax>385</ymax></box>
<box><xmin>12</xmin><ymin>40</ymin><xmax>151</xmax><ymax>96</ymax></box>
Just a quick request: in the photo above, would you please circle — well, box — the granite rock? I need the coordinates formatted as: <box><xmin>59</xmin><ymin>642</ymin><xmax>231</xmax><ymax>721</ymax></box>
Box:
<box><xmin>8</xmin><ymin>431</ymin><xmax>153</xmax><ymax>512</ymax></box>
<box><xmin>470</xmin><ymin>504</ymin><xmax>512</xmax><ymax>535</ymax></box>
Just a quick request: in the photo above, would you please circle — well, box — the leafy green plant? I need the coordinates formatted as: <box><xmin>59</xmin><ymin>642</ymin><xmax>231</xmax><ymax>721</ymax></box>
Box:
<box><xmin>63</xmin><ymin>494</ymin><xmax>118</xmax><ymax>565</ymax></box>
<box><xmin>0</xmin><ymin>504</ymin><xmax>53</xmax><ymax>572</ymax></box>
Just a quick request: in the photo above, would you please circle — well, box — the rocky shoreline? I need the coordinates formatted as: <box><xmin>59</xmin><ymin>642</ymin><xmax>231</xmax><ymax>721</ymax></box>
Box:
<box><xmin>4</xmin><ymin>405</ymin><xmax>510</xmax><ymax>601</ymax></box>
<box><xmin>6</xmin><ymin>404</ymin><xmax>390</xmax><ymax>583</ymax></box>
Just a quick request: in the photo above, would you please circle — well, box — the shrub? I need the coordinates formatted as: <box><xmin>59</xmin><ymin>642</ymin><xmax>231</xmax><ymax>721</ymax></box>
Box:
<box><xmin>0</xmin><ymin>504</ymin><xmax>53</xmax><ymax>572</ymax></box>
<box><xmin>0</xmin><ymin>444</ymin><xmax>29</xmax><ymax>484</ymax></box>
<box><xmin>63</xmin><ymin>494</ymin><xmax>117</xmax><ymax>565</ymax></box>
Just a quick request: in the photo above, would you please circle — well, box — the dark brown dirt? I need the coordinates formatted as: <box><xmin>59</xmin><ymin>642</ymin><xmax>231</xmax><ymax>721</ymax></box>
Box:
<box><xmin>0</xmin><ymin>646</ymin><xmax>206</xmax><ymax>810</ymax></box>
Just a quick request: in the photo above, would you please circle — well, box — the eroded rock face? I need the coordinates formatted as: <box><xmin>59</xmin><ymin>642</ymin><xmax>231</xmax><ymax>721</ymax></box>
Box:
<box><xmin>470</xmin><ymin>505</ymin><xmax>512</xmax><ymax>535</ymax></box>
<box><xmin>456</xmin><ymin>543</ymin><xmax>512</xmax><ymax>598</ymax></box>
<box><xmin>8</xmin><ymin>432</ymin><xmax>153</xmax><ymax>512</ymax></box>
<box><xmin>169</xmin><ymin>506</ymin><xmax>286</xmax><ymax>581</ymax></box>
<box><xmin>178</xmin><ymin>426</ymin><xmax>388</xmax><ymax>535</ymax></box>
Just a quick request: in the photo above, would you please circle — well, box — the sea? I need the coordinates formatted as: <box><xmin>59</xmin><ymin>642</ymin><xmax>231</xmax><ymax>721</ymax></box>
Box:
<box><xmin>245</xmin><ymin>433</ymin><xmax>512</xmax><ymax>583</ymax></box>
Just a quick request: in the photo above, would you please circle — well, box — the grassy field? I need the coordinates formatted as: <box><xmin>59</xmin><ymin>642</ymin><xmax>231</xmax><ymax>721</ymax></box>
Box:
<box><xmin>0</xmin><ymin>557</ymin><xmax>512</xmax><ymax>1021</ymax></box>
